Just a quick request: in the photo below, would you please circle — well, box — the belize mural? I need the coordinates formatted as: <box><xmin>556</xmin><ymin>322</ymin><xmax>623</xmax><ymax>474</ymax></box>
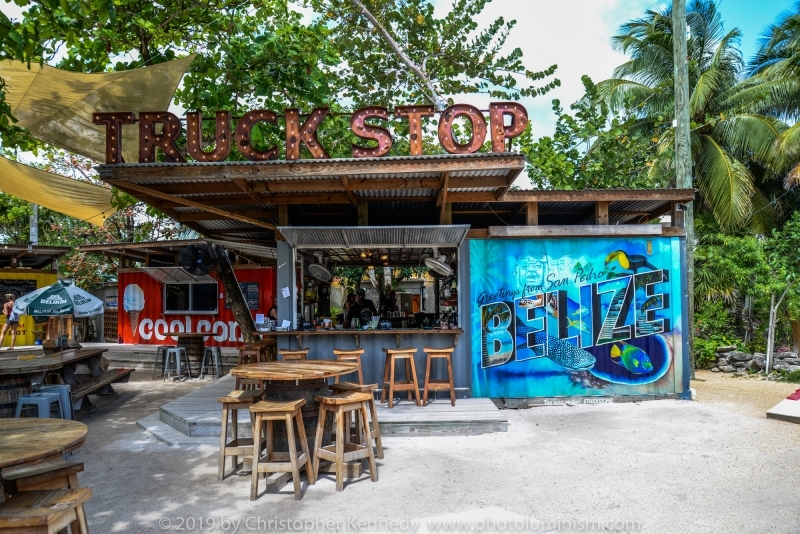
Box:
<box><xmin>470</xmin><ymin>237</ymin><xmax>685</xmax><ymax>398</ymax></box>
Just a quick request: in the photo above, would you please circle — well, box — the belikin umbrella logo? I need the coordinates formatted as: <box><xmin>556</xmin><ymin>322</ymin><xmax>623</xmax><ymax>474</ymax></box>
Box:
<box><xmin>41</xmin><ymin>296</ymin><xmax>68</xmax><ymax>305</ymax></box>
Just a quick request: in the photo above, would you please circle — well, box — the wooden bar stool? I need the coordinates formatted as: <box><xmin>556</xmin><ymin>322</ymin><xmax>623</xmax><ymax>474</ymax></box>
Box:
<box><xmin>238</xmin><ymin>348</ymin><xmax>261</xmax><ymax>365</ymax></box>
<box><xmin>217</xmin><ymin>389</ymin><xmax>262</xmax><ymax>481</ymax></box>
<box><xmin>2</xmin><ymin>459</ymin><xmax>86</xmax><ymax>533</ymax></box>
<box><xmin>332</xmin><ymin>349</ymin><xmax>364</xmax><ymax>384</ymax></box>
<box><xmin>278</xmin><ymin>348</ymin><xmax>309</xmax><ymax>362</ymax></box>
<box><xmin>0</xmin><ymin>488</ymin><xmax>92</xmax><ymax>533</ymax></box>
<box><xmin>312</xmin><ymin>392</ymin><xmax>378</xmax><ymax>491</ymax></box>
<box><xmin>380</xmin><ymin>347</ymin><xmax>421</xmax><ymax>408</ymax></box>
<box><xmin>249</xmin><ymin>399</ymin><xmax>315</xmax><ymax>500</ymax></box>
<box><xmin>330</xmin><ymin>382</ymin><xmax>383</xmax><ymax>459</ymax></box>
<box><xmin>422</xmin><ymin>347</ymin><xmax>457</xmax><ymax>406</ymax></box>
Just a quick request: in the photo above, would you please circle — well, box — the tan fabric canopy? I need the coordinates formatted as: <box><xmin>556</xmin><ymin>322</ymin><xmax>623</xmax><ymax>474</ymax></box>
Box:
<box><xmin>1</xmin><ymin>55</ymin><xmax>195</xmax><ymax>162</ymax></box>
<box><xmin>0</xmin><ymin>157</ymin><xmax>116</xmax><ymax>225</ymax></box>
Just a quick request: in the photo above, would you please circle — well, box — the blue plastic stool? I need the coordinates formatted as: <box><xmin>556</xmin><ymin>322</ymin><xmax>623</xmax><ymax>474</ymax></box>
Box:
<box><xmin>40</xmin><ymin>384</ymin><xmax>74</xmax><ymax>420</ymax></box>
<box><xmin>153</xmin><ymin>345</ymin><xmax>176</xmax><ymax>379</ymax></box>
<box><xmin>15</xmin><ymin>391</ymin><xmax>65</xmax><ymax>419</ymax></box>
<box><xmin>200</xmin><ymin>347</ymin><xmax>223</xmax><ymax>379</ymax></box>
<box><xmin>164</xmin><ymin>347</ymin><xmax>190</xmax><ymax>379</ymax></box>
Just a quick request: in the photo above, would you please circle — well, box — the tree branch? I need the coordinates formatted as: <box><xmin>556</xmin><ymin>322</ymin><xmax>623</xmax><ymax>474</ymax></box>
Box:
<box><xmin>348</xmin><ymin>0</ymin><xmax>446</xmax><ymax>110</ymax></box>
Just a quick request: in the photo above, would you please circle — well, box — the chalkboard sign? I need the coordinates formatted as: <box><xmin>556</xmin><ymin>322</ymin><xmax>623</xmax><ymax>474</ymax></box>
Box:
<box><xmin>0</xmin><ymin>279</ymin><xmax>37</xmax><ymax>301</ymax></box>
<box><xmin>225</xmin><ymin>282</ymin><xmax>259</xmax><ymax>310</ymax></box>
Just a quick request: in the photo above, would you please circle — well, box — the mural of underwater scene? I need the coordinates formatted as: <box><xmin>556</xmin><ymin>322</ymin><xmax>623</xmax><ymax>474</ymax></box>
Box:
<box><xmin>470</xmin><ymin>237</ymin><xmax>684</xmax><ymax>398</ymax></box>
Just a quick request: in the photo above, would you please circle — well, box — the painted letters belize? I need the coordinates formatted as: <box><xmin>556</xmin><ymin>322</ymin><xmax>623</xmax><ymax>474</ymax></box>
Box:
<box><xmin>470</xmin><ymin>237</ymin><xmax>684</xmax><ymax>398</ymax></box>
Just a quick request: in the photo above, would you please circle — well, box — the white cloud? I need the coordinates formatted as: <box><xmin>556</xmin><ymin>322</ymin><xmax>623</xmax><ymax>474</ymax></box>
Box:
<box><xmin>432</xmin><ymin>0</ymin><xmax>653</xmax><ymax>138</ymax></box>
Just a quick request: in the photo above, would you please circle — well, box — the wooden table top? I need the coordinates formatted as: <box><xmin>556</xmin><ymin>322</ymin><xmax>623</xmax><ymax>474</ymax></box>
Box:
<box><xmin>230</xmin><ymin>361</ymin><xmax>360</xmax><ymax>381</ymax></box>
<box><xmin>0</xmin><ymin>349</ymin><xmax>107</xmax><ymax>376</ymax></box>
<box><xmin>165</xmin><ymin>332</ymin><xmax>209</xmax><ymax>337</ymax></box>
<box><xmin>0</xmin><ymin>419</ymin><xmax>88</xmax><ymax>470</ymax></box>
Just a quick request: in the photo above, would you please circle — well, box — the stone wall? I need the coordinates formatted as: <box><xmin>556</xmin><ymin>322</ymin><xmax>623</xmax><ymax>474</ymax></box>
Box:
<box><xmin>711</xmin><ymin>346</ymin><xmax>800</xmax><ymax>374</ymax></box>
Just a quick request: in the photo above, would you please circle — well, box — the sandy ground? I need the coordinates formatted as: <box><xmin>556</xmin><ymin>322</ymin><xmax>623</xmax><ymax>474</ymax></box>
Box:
<box><xmin>62</xmin><ymin>371</ymin><xmax>800</xmax><ymax>534</ymax></box>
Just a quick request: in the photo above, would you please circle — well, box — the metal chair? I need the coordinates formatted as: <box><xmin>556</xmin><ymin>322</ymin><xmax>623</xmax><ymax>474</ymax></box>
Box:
<box><xmin>201</xmin><ymin>346</ymin><xmax>223</xmax><ymax>379</ymax></box>
<box><xmin>39</xmin><ymin>384</ymin><xmax>74</xmax><ymax>420</ymax></box>
<box><xmin>153</xmin><ymin>345</ymin><xmax>176</xmax><ymax>379</ymax></box>
<box><xmin>164</xmin><ymin>347</ymin><xmax>190</xmax><ymax>379</ymax></box>
<box><xmin>15</xmin><ymin>391</ymin><xmax>65</xmax><ymax>419</ymax></box>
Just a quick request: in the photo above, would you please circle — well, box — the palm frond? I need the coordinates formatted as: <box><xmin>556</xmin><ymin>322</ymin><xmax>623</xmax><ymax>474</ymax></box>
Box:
<box><xmin>695</xmin><ymin>135</ymin><xmax>756</xmax><ymax>228</ymax></box>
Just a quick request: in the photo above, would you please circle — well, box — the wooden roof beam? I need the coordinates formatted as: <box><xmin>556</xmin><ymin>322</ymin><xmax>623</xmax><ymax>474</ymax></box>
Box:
<box><xmin>340</xmin><ymin>175</ymin><xmax>358</xmax><ymax>206</ymax></box>
<box><xmin>174</xmin><ymin>210</ymin><xmax>277</xmax><ymax>222</ymax></box>
<box><xmin>113</xmin><ymin>181</ymin><xmax>276</xmax><ymax>230</ymax></box>
<box><xmin>233</xmin><ymin>178</ymin><xmax>261</xmax><ymax>202</ymax></box>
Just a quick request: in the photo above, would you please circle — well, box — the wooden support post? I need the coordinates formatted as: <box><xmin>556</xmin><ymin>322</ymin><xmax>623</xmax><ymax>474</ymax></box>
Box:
<box><xmin>526</xmin><ymin>202</ymin><xmax>538</xmax><ymax>226</ymax></box>
<box><xmin>276</xmin><ymin>205</ymin><xmax>289</xmax><ymax>241</ymax></box>
<box><xmin>358</xmin><ymin>199</ymin><xmax>368</xmax><ymax>226</ymax></box>
<box><xmin>439</xmin><ymin>203</ymin><xmax>452</xmax><ymax>225</ymax></box>
<box><xmin>595</xmin><ymin>201</ymin><xmax>609</xmax><ymax>225</ymax></box>
<box><xmin>212</xmin><ymin>244</ymin><xmax>258</xmax><ymax>343</ymax></box>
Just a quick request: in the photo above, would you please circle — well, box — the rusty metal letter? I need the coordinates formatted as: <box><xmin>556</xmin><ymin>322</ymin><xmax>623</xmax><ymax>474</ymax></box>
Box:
<box><xmin>395</xmin><ymin>105</ymin><xmax>435</xmax><ymax>156</ymax></box>
<box><xmin>285</xmin><ymin>107</ymin><xmax>330</xmax><ymax>160</ymax></box>
<box><xmin>93</xmin><ymin>112</ymin><xmax>135</xmax><ymax>164</ymax></box>
<box><xmin>186</xmin><ymin>111</ymin><xmax>231</xmax><ymax>162</ymax></box>
<box><xmin>234</xmin><ymin>110</ymin><xmax>278</xmax><ymax>161</ymax></box>
<box><xmin>138</xmin><ymin>112</ymin><xmax>186</xmax><ymax>163</ymax></box>
<box><xmin>351</xmin><ymin>106</ymin><xmax>392</xmax><ymax>158</ymax></box>
<box><xmin>438</xmin><ymin>104</ymin><xmax>487</xmax><ymax>154</ymax></box>
<box><xmin>489</xmin><ymin>102</ymin><xmax>528</xmax><ymax>152</ymax></box>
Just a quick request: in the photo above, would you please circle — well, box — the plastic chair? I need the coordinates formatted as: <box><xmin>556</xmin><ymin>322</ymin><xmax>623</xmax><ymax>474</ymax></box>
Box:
<box><xmin>201</xmin><ymin>346</ymin><xmax>223</xmax><ymax>379</ymax></box>
<box><xmin>164</xmin><ymin>347</ymin><xmax>190</xmax><ymax>379</ymax></box>
<box><xmin>15</xmin><ymin>391</ymin><xmax>65</xmax><ymax>419</ymax></box>
<box><xmin>40</xmin><ymin>384</ymin><xmax>74</xmax><ymax>420</ymax></box>
<box><xmin>153</xmin><ymin>345</ymin><xmax>176</xmax><ymax>379</ymax></box>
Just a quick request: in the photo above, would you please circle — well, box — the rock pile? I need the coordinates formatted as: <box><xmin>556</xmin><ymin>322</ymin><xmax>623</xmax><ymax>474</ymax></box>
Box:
<box><xmin>710</xmin><ymin>345</ymin><xmax>800</xmax><ymax>373</ymax></box>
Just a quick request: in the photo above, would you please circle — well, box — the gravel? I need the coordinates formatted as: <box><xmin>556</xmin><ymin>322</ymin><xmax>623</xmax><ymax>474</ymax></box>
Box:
<box><xmin>66</xmin><ymin>371</ymin><xmax>800</xmax><ymax>534</ymax></box>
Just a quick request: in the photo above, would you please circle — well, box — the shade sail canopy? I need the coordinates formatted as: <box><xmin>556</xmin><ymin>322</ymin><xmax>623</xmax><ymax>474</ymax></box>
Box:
<box><xmin>0</xmin><ymin>157</ymin><xmax>115</xmax><ymax>225</ymax></box>
<box><xmin>1</xmin><ymin>56</ymin><xmax>195</xmax><ymax>162</ymax></box>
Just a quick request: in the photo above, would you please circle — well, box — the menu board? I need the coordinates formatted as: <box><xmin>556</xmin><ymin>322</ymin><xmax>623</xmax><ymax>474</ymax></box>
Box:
<box><xmin>0</xmin><ymin>279</ymin><xmax>37</xmax><ymax>301</ymax></box>
<box><xmin>225</xmin><ymin>282</ymin><xmax>260</xmax><ymax>310</ymax></box>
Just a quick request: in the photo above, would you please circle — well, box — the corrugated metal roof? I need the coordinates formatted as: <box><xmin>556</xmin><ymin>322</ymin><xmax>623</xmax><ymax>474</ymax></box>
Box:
<box><xmin>140</xmin><ymin>267</ymin><xmax>216</xmax><ymax>284</ymax></box>
<box><xmin>278</xmin><ymin>225</ymin><xmax>470</xmax><ymax>249</ymax></box>
<box><xmin>356</xmin><ymin>188</ymin><xmax>435</xmax><ymax>198</ymax></box>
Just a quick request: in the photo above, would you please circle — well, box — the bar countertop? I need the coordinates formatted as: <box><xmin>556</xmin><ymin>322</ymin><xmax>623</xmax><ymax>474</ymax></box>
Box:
<box><xmin>264</xmin><ymin>328</ymin><xmax>464</xmax><ymax>348</ymax></box>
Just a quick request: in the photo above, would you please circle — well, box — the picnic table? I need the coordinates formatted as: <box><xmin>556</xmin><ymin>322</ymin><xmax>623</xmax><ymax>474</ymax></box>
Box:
<box><xmin>0</xmin><ymin>349</ymin><xmax>134</xmax><ymax>415</ymax></box>
<box><xmin>0</xmin><ymin>419</ymin><xmax>88</xmax><ymax>471</ymax></box>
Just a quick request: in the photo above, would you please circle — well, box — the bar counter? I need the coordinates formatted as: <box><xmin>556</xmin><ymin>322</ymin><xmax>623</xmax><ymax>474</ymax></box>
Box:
<box><xmin>264</xmin><ymin>328</ymin><xmax>469</xmax><ymax>394</ymax></box>
<box><xmin>269</xmin><ymin>328</ymin><xmax>463</xmax><ymax>349</ymax></box>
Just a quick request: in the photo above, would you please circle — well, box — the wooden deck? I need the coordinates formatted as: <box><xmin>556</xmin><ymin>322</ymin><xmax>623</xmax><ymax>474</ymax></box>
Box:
<box><xmin>157</xmin><ymin>375</ymin><xmax>507</xmax><ymax>438</ymax></box>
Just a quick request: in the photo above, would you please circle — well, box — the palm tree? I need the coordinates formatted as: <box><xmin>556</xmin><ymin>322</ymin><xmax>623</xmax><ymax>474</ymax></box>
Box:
<box><xmin>746</xmin><ymin>2</ymin><xmax>800</xmax><ymax>189</ymax></box>
<box><xmin>597</xmin><ymin>0</ymin><xmax>786</xmax><ymax>232</ymax></box>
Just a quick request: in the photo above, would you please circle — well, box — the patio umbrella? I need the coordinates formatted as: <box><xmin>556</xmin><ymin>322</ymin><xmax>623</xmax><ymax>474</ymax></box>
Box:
<box><xmin>13</xmin><ymin>281</ymin><xmax>104</xmax><ymax>318</ymax></box>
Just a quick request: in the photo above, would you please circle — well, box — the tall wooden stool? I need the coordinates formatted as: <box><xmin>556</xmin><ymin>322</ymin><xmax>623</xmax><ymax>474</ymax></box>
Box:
<box><xmin>330</xmin><ymin>382</ymin><xmax>383</xmax><ymax>459</ymax></box>
<box><xmin>0</xmin><ymin>488</ymin><xmax>92</xmax><ymax>533</ymax></box>
<box><xmin>249</xmin><ymin>399</ymin><xmax>315</xmax><ymax>500</ymax></box>
<box><xmin>235</xmin><ymin>349</ymin><xmax>262</xmax><ymax>390</ymax></box>
<box><xmin>217</xmin><ymin>389</ymin><xmax>262</xmax><ymax>481</ymax></box>
<box><xmin>422</xmin><ymin>347</ymin><xmax>456</xmax><ymax>406</ymax></box>
<box><xmin>278</xmin><ymin>348</ymin><xmax>309</xmax><ymax>362</ymax></box>
<box><xmin>332</xmin><ymin>349</ymin><xmax>364</xmax><ymax>384</ymax></box>
<box><xmin>312</xmin><ymin>392</ymin><xmax>378</xmax><ymax>491</ymax></box>
<box><xmin>2</xmin><ymin>459</ymin><xmax>86</xmax><ymax>533</ymax></box>
<box><xmin>380</xmin><ymin>347</ymin><xmax>420</xmax><ymax>408</ymax></box>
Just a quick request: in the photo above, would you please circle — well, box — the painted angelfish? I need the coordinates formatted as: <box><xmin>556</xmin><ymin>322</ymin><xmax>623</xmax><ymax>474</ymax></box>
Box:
<box><xmin>609</xmin><ymin>342</ymin><xmax>653</xmax><ymax>374</ymax></box>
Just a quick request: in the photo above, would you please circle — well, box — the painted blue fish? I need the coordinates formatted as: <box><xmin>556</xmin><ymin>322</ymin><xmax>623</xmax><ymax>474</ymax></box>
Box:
<box><xmin>515</xmin><ymin>324</ymin><xmax>596</xmax><ymax>370</ymax></box>
<box><xmin>572</xmin><ymin>306</ymin><xmax>589</xmax><ymax>317</ymax></box>
<box><xmin>567</xmin><ymin>318</ymin><xmax>589</xmax><ymax>333</ymax></box>
<box><xmin>609</xmin><ymin>342</ymin><xmax>653</xmax><ymax>374</ymax></box>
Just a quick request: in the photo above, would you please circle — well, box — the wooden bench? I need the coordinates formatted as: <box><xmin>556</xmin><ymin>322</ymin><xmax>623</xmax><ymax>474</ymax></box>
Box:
<box><xmin>70</xmin><ymin>368</ymin><xmax>134</xmax><ymax>404</ymax></box>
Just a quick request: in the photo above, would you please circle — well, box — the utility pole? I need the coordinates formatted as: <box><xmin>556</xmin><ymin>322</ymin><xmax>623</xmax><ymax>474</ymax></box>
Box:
<box><xmin>29</xmin><ymin>204</ymin><xmax>38</xmax><ymax>246</ymax></box>
<box><xmin>672</xmin><ymin>0</ymin><xmax>695</xmax><ymax>378</ymax></box>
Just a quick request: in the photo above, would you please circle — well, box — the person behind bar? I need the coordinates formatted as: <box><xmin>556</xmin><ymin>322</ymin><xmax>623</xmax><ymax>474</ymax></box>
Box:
<box><xmin>380</xmin><ymin>288</ymin><xmax>397</xmax><ymax>316</ymax></box>
<box><xmin>346</xmin><ymin>289</ymin><xmax>377</xmax><ymax>328</ymax></box>
<box><xmin>1</xmin><ymin>293</ymin><xmax>19</xmax><ymax>349</ymax></box>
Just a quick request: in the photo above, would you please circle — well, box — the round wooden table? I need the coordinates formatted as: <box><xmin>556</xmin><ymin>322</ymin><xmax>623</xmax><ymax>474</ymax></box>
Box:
<box><xmin>230</xmin><ymin>361</ymin><xmax>360</xmax><ymax>453</ymax></box>
<box><xmin>0</xmin><ymin>418</ymin><xmax>88</xmax><ymax>471</ymax></box>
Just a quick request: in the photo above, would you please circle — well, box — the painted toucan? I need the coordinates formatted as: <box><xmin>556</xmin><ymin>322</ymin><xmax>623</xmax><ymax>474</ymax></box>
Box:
<box><xmin>604</xmin><ymin>250</ymin><xmax>657</xmax><ymax>273</ymax></box>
